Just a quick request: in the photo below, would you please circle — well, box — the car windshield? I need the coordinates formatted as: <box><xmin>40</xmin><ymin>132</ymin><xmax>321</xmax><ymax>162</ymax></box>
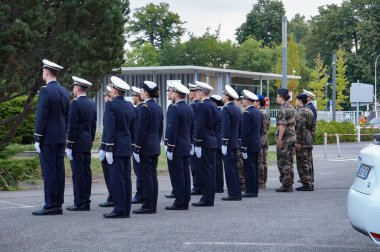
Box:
<box><xmin>369</xmin><ymin>118</ymin><xmax>380</xmax><ymax>124</ymax></box>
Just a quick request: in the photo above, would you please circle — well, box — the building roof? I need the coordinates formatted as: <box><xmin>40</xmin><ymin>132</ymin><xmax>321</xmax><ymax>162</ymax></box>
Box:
<box><xmin>120</xmin><ymin>65</ymin><xmax>301</xmax><ymax>81</ymax></box>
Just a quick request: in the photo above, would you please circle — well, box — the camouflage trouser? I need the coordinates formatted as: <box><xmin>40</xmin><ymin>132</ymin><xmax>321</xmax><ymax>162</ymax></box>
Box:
<box><xmin>277</xmin><ymin>141</ymin><xmax>295</xmax><ymax>187</ymax></box>
<box><xmin>296</xmin><ymin>147</ymin><xmax>313</xmax><ymax>187</ymax></box>
<box><xmin>236</xmin><ymin>149</ymin><xmax>246</xmax><ymax>191</ymax></box>
<box><xmin>258</xmin><ymin>139</ymin><xmax>269</xmax><ymax>186</ymax></box>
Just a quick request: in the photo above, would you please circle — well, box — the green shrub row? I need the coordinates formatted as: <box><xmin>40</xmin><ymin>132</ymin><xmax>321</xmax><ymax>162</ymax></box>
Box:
<box><xmin>0</xmin><ymin>157</ymin><xmax>40</xmax><ymax>190</ymax></box>
<box><xmin>269</xmin><ymin>120</ymin><xmax>380</xmax><ymax>145</ymax></box>
<box><xmin>0</xmin><ymin>96</ymin><xmax>37</xmax><ymax>145</ymax></box>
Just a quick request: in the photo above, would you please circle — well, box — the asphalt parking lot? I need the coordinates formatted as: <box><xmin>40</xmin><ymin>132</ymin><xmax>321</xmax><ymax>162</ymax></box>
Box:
<box><xmin>0</xmin><ymin>142</ymin><xmax>378</xmax><ymax>252</ymax></box>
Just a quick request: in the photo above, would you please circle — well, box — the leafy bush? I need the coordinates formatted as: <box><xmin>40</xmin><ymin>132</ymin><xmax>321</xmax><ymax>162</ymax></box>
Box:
<box><xmin>0</xmin><ymin>96</ymin><xmax>37</xmax><ymax>145</ymax></box>
<box><xmin>360</xmin><ymin>127</ymin><xmax>380</xmax><ymax>141</ymax></box>
<box><xmin>0</xmin><ymin>144</ymin><xmax>34</xmax><ymax>159</ymax></box>
<box><xmin>0</xmin><ymin>157</ymin><xmax>40</xmax><ymax>190</ymax></box>
<box><xmin>269</xmin><ymin>120</ymin><xmax>363</xmax><ymax>145</ymax></box>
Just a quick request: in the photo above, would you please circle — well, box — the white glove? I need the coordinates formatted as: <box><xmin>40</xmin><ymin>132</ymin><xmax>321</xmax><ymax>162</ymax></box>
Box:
<box><xmin>242</xmin><ymin>152</ymin><xmax>248</xmax><ymax>160</ymax></box>
<box><xmin>190</xmin><ymin>144</ymin><xmax>195</xmax><ymax>156</ymax></box>
<box><xmin>99</xmin><ymin>150</ymin><xmax>106</xmax><ymax>161</ymax></box>
<box><xmin>133</xmin><ymin>152</ymin><xmax>140</xmax><ymax>163</ymax></box>
<box><xmin>164</xmin><ymin>145</ymin><xmax>168</xmax><ymax>153</ymax></box>
<box><xmin>195</xmin><ymin>146</ymin><xmax>202</xmax><ymax>158</ymax></box>
<box><xmin>222</xmin><ymin>145</ymin><xmax>227</xmax><ymax>156</ymax></box>
<box><xmin>34</xmin><ymin>142</ymin><xmax>41</xmax><ymax>154</ymax></box>
<box><xmin>106</xmin><ymin>152</ymin><xmax>113</xmax><ymax>165</ymax></box>
<box><xmin>167</xmin><ymin>151</ymin><xmax>173</xmax><ymax>161</ymax></box>
<box><xmin>66</xmin><ymin>148</ymin><xmax>73</xmax><ymax>161</ymax></box>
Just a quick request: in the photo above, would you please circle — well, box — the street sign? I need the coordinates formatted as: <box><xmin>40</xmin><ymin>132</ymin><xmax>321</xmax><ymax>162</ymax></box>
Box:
<box><xmin>265</xmin><ymin>97</ymin><xmax>270</xmax><ymax>108</ymax></box>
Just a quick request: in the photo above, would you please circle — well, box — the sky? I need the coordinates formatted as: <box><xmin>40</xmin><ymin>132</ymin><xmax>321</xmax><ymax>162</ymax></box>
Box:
<box><xmin>129</xmin><ymin>0</ymin><xmax>345</xmax><ymax>41</ymax></box>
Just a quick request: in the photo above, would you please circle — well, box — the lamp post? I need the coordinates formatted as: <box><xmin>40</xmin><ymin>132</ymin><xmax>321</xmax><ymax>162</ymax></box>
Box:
<box><xmin>375</xmin><ymin>54</ymin><xmax>380</xmax><ymax>118</ymax></box>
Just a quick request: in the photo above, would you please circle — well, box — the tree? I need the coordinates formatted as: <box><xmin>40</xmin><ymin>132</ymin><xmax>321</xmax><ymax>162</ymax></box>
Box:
<box><xmin>274</xmin><ymin>36</ymin><xmax>301</xmax><ymax>97</ymax></box>
<box><xmin>336</xmin><ymin>48</ymin><xmax>349</xmax><ymax>110</ymax></box>
<box><xmin>309</xmin><ymin>54</ymin><xmax>329</xmax><ymax>110</ymax></box>
<box><xmin>0</xmin><ymin>0</ymin><xmax>129</xmax><ymax>147</ymax></box>
<box><xmin>233</xmin><ymin>37</ymin><xmax>275</xmax><ymax>72</ymax></box>
<box><xmin>288</xmin><ymin>14</ymin><xmax>309</xmax><ymax>43</ymax></box>
<box><xmin>124</xmin><ymin>42</ymin><xmax>159</xmax><ymax>67</ymax></box>
<box><xmin>126</xmin><ymin>3</ymin><xmax>185</xmax><ymax>49</ymax></box>
<box><xmin>184</xmin><ymin>29</ymin><xmax>236</xmax><ymax>68</ymax></box>
<box><xmin>235</xmin><ymin>0</ymin><xmax>285</xmax><ymax>47</ymax></box>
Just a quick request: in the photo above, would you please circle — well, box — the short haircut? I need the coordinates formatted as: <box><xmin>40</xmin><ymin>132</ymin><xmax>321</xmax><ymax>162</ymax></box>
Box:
<box><xmin>259</xmin><ymin>100</ymin><xmax>265</xmax><ymax>107</ymax></box>
<box><xmin>46</xmin><ymin>68</ymin><xmax>58</xmax><ymax>77</ymax></box>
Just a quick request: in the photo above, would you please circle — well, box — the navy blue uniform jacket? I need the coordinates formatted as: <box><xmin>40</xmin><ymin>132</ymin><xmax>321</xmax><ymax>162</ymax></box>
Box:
<box><xmin>222</xmin><ymin>102</ymin><xmax>242</xmax><ymax>149</ymax></box>
<box><xmin>166</xmin><ymin>100</ymin><xmax>194</xmax><ymax>156</ymax></box>
<box><xmin>104</xmin><ymin>96</ymin><xmax>136</xmax><ymax>156</ymax></box>
<box><xmin>241</xmin><ymin>105</ymin><xmax>262</xmax><ymax>153</ymax></box>
<box><xmin>67</xmin><ymin>96</ymin><xmax>97</xmax><ymax>152</ymax></box>
<box><xmin>306</xmin><ymin>102</ymin><xmax>317</xmax><ymax>121</ymax></box>
<box><xmin>34</xmin><ymin>81</ymin><xmax>70</xmax><ymax>144</ymax></box>
<box><xmin>135</xmin><ymin>99</ymin><xmax>163</xmax><ymax>156</ymax></box>
<box><xmin>194</xmin><ymin>98</ymin><xmax>218</xmax><ymax>149</ymax></box>
<box><xmin>215</xmin><ymin>107</ymin><xmax>223</xmax><ymax>148</ymax></box>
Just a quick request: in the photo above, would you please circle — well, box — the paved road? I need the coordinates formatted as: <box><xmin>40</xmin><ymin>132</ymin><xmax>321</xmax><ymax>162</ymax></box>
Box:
<box><xmin>0</xmin><ymin>142</ymin><xmax>378</xmax><ymax>251</ymax></box>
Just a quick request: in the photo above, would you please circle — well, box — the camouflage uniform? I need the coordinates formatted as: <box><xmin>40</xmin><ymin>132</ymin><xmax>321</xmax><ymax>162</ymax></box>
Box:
<box><xmin>236</xmin><ymin>104</ymin><xmax>246</xmax><ymax>191</ymax></box>
<box><xmin>295</xmin><ymin>105</ymin><xmax>316</xmax><ymax>188</ymax></box>
<box><xmin>276</xmin><ymin>103</ymin><xmax>296</xmax><ymax>188</ymax></box>
<box><xmin>258</xmin><ymin>106</ymin><xmax>270</xmax><ymax>188</ymax></box>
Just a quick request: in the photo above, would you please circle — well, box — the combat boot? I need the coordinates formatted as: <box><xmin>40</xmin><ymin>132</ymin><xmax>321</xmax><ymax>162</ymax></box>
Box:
<box><xmin>296</xmin><ymin>185</ymin><xmax>314</xmax><ymax>191</ymax></box>
<box><xmin>275</xmin><ymin>185</ymin><xmax>293</xmax><ymax>192</ymax></box>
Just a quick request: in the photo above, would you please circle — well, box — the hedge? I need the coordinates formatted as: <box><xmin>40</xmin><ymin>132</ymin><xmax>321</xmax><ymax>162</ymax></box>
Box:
<box><xmin>0</xmin><ymin>157</ymin><xmax>40</xmax><ymax>190</ymax></box>
<box><xmin>269</xmin><ymin>120</ymin><xmax>380</xmax><ymax>145</ymax></box>
<box><xmin>0</xmin><ymin>96</ymin><xmax>37</xmax><ymax>145</ymax></box>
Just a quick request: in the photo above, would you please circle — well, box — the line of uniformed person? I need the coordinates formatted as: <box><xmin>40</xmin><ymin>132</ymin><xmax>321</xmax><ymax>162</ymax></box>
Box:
<box><xmin>33</xmin><ymin>59</ymin><xmax>315</xmax><ymax>218</ymax></box>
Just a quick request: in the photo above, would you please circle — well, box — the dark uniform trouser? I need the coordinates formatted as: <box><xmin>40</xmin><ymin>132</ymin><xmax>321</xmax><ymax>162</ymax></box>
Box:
<box><xmin>168</xmin><ymin>155</ymin><xmax>191</xmax><ymax>206</ymax></box>
<box><xmin>198</xmin><ymin>148</ymin><xmax>216</xmax><ymax>204</ymax></box>
<box><xmin>70</xmin><ymin>152</ymin><xmax>92</xmax><ymax>206</ymax></box>
<box><xmin>101</xmin><ymin>159</ymin><xmax>113</xmax><ymax>203</ymax></box>
<box><xmin>39</xmin><ymin>144</ymin><xmax>65</xmax><ymax>209</ymax></box>
<box><xmin>236</xmin><ymin>149</ymin><xmax>246</xmax><ymax>191</ymax></box>
<box><xmin>215</xmin><ymin>148</ymin><xmax>224</xmax><ymax>192</ymax></box>
<box><xmin>258</xmin><ymin>140</ymin><xmax>269</xmax><ymax>186</ymax></box>
<box><xmin>140</xmin><ymin>155</ymin><xmax>159</xmax><ymax>211</ymax></box>
<box><xmin>296</xmin><ymin>147</ymin><xmax>313</xmax><ymax>187</ymax></box>
<box><xmin>190</xmin><ymin>154</ymin><xmax>201</xmax><ymax>193</ymax></box>
<box><xmin>277</xmin><ymin>141</ymin><xmax>295</xmax><ymax>187</ymax></box>
<box><xmin>243</xmin><ymin>152</ymin><xmax>259</xmax><ymax>195</ymax></box>
<box><xmin>109</xmin><ymin>156</ymin><xmax>131</xmax><ymax>216</ymax></box>
<box><xmin>223</xmin><ymin>148</ymin><xmax>241</xmax><ymax>197</ymax></box>
<box><xmin>133</xmin><ymin>159</ymin><xmax>143</xmax><ymax>201</ymax></box>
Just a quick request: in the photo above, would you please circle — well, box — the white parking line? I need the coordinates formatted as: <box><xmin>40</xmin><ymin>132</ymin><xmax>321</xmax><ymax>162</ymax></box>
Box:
<box><xmin>0</xmin><ymin>200</ymin><xmax>34</xmax><ymax>209</ymax></box>
<box><xmin>183</xmin><ymin>241</ymin><xmax>372</xmax><ymax>249</ymax></box>
<box><xmin>327</xmin><ymin>158</ymin><xmax>358</xmax><ymax>162</ymax></box>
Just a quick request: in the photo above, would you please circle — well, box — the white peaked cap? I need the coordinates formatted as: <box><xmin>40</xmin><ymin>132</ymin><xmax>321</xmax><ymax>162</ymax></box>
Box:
<box><xmin>242</xmin><ymin>90</ymin><xmax>259</xmax><ymax>101</ymax></box>
<box><xmin>110</xmin><ymin>76</ymin><xmax>130</xmax><ymax>91</ymax></box>
<box><xmin>72</xmin><ymin>76</ymin><xmax>92</xmax><ymax>86</ymax></box>
<box><xmin>224</xmin><ymin>84</ymin><xmax>239</xmax><ymax>99</ymax></box>
<box><xmin>195</xmin><ymin>81</ymin><xmax>214</xmax><ymax>91</ymax></box>
<box><xmin>303</xmin><ymin>89</ymin><xmax>316</xmax><ymax>98</ymax></box>
<box><xmin>42</xmin><ymin>59</ymin><xmax>63</xmax><ymax>70</ymax></box>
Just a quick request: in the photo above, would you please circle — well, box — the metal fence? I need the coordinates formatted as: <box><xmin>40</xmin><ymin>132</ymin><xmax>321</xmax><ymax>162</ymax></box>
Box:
<box><xmin>269</xmin><ymin>109</ymin><xmax>363</xmax><ymax>125</ymax></box>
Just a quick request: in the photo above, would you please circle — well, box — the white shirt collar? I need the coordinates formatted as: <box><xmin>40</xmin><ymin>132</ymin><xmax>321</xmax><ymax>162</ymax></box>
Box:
<box><xmin>175</xmin><ymin>99</ymin><xmax>185</xmax><ymax>104</ymax></box>
<box><xmin>77</xmin><ymin>94</ymin><xmax>86</xmax><ymax>98</ymax></box>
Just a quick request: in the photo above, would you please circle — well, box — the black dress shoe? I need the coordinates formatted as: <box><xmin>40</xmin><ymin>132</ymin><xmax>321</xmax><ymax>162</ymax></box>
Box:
<box><xmin>32</xmin><ymin>207</ymin><xmax>62</xmax><ymax>216</ymax></box>
<box><xmin>192</xmin><ymin>201</ymin><xmax>214</xmax><ymax>207</ymax></box>
<box><xmin>132</xmin><ymin>208</ymin><xmax>154</xmax><ymax>214</ymax></box>
<box><xmin>103</xmin><ymin>212</ymin><xmax>129</xmax><ymax>218</ymax></box>
<box><xmin>165</xmin><ymin>193</ymin><xmax>175</xmax><ymax>198</ymax></box>
<box><xmin>98</xmin><ymin>201</ymin><xmax>114</xmax><ymax>207</ymax></box>
<box><xmin>165</xmin><ymin>204</ymin><xmax>189</xmax><ymax>210</ymax></box>
<box><xmin>131</xmin><ymin>198</ymin><xmax>144</xmax><ymax>204</ymax></box>
<box><xmin>66</xmin><ymin>203</ymin><xmax>90</xmax><ymax>211</ymax></box>
<box><xmin>241</xmin><ymin>192</ymin><xmax>258</xmax><ymax>198</ymax></box>
<box><xmin>191</xmin><ymin>189</ymin><xmax>202</xmax><ymax>195</ymax></box>
<box><xmin>222</xmin><ymin>196</ymin><xmax>242</xmax><ymax>201</ymax></box>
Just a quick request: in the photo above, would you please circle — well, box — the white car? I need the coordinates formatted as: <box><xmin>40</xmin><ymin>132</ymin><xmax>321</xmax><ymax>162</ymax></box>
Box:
<box><xmin>347</xmin><ymin>134</ymin><xmax>380</xmax><ymax>245</ymax></box>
